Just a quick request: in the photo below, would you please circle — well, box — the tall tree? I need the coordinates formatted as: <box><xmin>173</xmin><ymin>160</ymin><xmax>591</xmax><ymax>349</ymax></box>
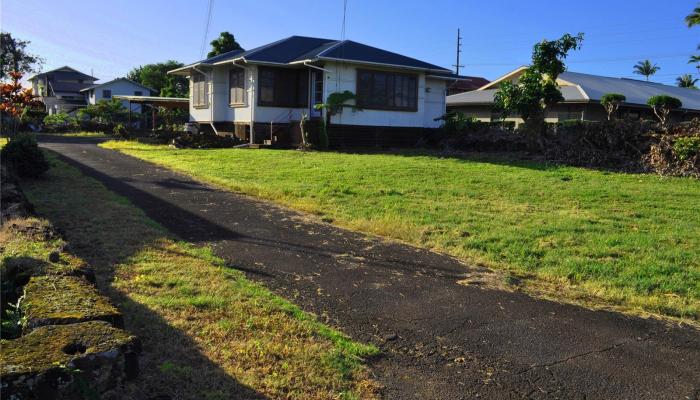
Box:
<box><xmin>632</xmin><ymin>60</ymin><xmax>660</xmax><ymax>81</ymax></box>
<box><xmin>686</xmin><ymin>5</ymin><xmax>700</xmax><ymax>27</ymax></box>
<box><xmin>689</xmin><ymin>55</ymin><xmax>700</xmax><ymax>73</ymax></box>
<box><xmin>0</xmin><ymin>32</ymin><xmax>44</xmax><ymax>80</ymax></box>
<box><xmin>687</xmin><ymin>5</ymin><xmax>700</xmax><ymax>66</ymax></box>
<box><xmin>127</xmin><ymin>60</ymin><xmax>188</xmax><ymax>97</ymax></box>
<box><xmin>207</xmin><ymin>32</ymin><xmax>244</xmax><ymax>58</ymax></box>
<box><xmin>676</xmin><ymin>74</ymin><xmax>698</xmax><ymax>88</ymax></box>
<box><xmin>494</xmin><ymin>33</ymin><xmax>584</xmax><ymax>124</ymax></box>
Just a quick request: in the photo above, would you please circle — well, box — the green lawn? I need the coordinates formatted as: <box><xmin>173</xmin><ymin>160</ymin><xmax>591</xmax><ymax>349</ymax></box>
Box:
<box><xmin>15</xmin><ymin>152</ymin><xmax>379</xmax><ymax>399</ymax></box>
<box><xmin>101</xmin><ymin>141</ymin><xmax>700</xmax><ymax>322</ymax></box>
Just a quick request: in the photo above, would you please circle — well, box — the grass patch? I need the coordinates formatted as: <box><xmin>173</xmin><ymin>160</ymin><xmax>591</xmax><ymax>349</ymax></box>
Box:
<box><xmin>17</xmin><ymin>152</ymin><xmax>379</xmax><ymax>399</ymax></box>
<box><xmin>101</xmin><ymin>140</ymin><xmax>700</xmax><ymax>321</ymax></box>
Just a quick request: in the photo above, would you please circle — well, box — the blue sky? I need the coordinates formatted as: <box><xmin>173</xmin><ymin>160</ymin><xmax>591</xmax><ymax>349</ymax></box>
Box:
<box><xmin>2</xmin><ymin>0</ymin><xmax>699</xmax><ymax>86</ymax></box>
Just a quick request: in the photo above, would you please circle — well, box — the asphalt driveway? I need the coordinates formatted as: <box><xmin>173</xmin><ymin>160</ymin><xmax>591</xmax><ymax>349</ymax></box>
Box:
<box><xmin>39</xmin><ymin>136</ymin><xmax>700</xmax><ymax>400</ymax></box>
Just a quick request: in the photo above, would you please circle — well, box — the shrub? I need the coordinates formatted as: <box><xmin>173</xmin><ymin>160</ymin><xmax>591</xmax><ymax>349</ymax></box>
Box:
<box><xmin>673</xmin><ymin>135</ymin><xmax>700</xmax><ymax>161</ymax></box>
<box><xmin>42</xmin><ymin>113</ymin><xmax>78</xmax><ymax>133</ymax></box>
<box><xmin>600</xmin><ymin>93</ymin><xmax>626</xmax><ymax>120</ymax></box>
<box><xmin>77</xmin><ymin>99</ymin><xmax>128</xmax><ymax>133</ymax></box>
<box><xmin>437</xmin><ymin>112</ymin><xmax>484</xmax><ymax>134</ymax></box>
<box><xmin>1</xmin><ymin>133</ymin><xmax>49</xmax><ymax>178</ymax></box>
<box><xmin>647</xmin><ymin>95</ymin><xmax>682</xmax><ymax>125</ymax></box>
<box><xmin>171</xmin><ymin>132</ymin><xmax>244</xmax><ymax>149</ymax></box>
<box><xmin>113</xmin><ymin>123</ymin><xmax>128</xmax><ymax>138</ymax></box>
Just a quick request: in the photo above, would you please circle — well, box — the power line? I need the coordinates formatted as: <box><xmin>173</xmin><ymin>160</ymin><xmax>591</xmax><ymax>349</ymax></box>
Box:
<box><xmin>200</xmin><ymin>0</ymin><xmax>214</xmax><ymax>59</ymax></box>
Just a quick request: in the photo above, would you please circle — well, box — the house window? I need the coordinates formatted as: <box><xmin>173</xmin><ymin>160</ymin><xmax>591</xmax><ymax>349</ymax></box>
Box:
<box><xmin>229</xmin><ymin>68</ymin><xmax>245</xmax><ymax>105</ymax></box>
<box><xmin>102</xmin><ymin>89</ymin><xmax>112</xmax><ymax>99</ymax></box>
<box><xmin>257</xmin><ymin>67</ymin><xmax>308</xmax><ymax>108</ymax></box>
<box><xmin>134</xmin><ymin>91</ymin><xmax>143</xmax><ymax>96</ymax></box>
<box><xmin>192</xmin><ymin>72</ymin><xmax>208</xmax><ymax>108</ymax></box>
<box><xmin>356</xmin><ymin>69</ymin><xmax>418</xmax><ymax>111</ymax></box>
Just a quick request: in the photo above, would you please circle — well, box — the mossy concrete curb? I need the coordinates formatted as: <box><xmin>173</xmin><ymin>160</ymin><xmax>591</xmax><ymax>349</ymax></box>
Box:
<box><xmin>1</xmin><ymin>321</ymin><xmax>141</xmax><ymax>399</ymax></box>
<box><xmin>20</xmin><ymin>275</ymin><xmax>123</xmax><ymax>332</ymax></box>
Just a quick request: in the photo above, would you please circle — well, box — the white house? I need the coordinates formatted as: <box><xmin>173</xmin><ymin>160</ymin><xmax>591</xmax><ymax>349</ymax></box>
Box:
<box><xmin>80</xmin><ymin>78</ymin><xmax>155</xmax><ymax>113</ymax></box>
<box><xmin>169</xmin><ymin>35</ymin><xmax>464</xmax><ymax>147</ymax></box>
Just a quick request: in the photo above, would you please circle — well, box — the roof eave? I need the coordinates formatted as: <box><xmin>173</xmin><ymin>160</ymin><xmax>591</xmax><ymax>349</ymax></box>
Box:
<box><xmin>316</xmin><ymin>56</ymin><xmax>451</xmax><ymax>73</ymax></box>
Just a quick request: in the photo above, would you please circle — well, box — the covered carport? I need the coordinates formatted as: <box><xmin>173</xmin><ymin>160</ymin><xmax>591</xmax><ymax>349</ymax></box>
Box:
<box><xmin>114</xmin><ymin>95</ymin><xmax>188</xmax><ymax>131</ymax></box>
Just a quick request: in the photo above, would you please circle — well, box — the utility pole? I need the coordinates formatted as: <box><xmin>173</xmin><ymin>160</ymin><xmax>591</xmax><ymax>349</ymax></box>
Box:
<box><xmin>453</xmin><ymin>28</ymin><xmax>464</xmax><ymax>76</ymax></box>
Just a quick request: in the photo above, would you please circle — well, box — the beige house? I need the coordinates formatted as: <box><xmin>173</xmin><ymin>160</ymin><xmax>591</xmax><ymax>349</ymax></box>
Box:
<box><xmin>447</xmin><ymin>67</ymin><xmax>700</xmax><ymax>125</ymax></box>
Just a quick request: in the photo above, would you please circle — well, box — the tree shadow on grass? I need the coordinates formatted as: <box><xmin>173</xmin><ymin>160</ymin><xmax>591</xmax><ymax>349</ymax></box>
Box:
<box><xmin>21</xmin><ymin>156</ymin><xmax>268</xmax><ymax>400</ymax></box>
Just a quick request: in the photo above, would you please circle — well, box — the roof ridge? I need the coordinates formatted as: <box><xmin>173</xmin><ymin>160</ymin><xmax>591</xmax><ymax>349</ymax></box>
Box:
<box><xmin>315</xmin><ymin>39</ymin><xmax>347</xmax><ymax>58</ymax></box>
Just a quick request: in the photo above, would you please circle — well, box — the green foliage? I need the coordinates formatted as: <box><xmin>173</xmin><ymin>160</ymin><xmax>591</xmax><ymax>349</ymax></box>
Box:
<box><xmin>676</xmin><ymin>74</ymin><xmax>698</xmax><ymax>88</ymax></box>
<box><xmin>42</xmin><ymin>112</ymin><xmax>79</xmax><ymax>132</ymax></box>
<box><xmin>686</xmin><ymin>5</ymin><xmax>700</xmax><ymax>27</ymax></box>
<box><xmin>78</xmin><ymin>99</ymin><xmax>128</xmax><ymax>129</ymax></box>
<box><xmin>127</xmin><ymin>61</ymin><xmax>188</xmax><ymax>97</ymax></box>
<box><xmin>156</xmin><ymin>106</ymin><xmax>188</xmax><ymax>131</ymax></box>
<box><xmin>436</xmin><ymin>111</ymin><xmax>482</xmax><ymax>134</ymax></box>
<box><xmin>1</xmin><ymin>132</ymin><xmax>49</xmax><ymax>177</ymax></box>
<box><xmin>600</xmin><ymin>93</ymin><xmax>626</xmax><ymax>120</ymax></box>
<box><xmin>633</xmin><ymin>60</ymin><xmax>660</xmax><ymax>81</ymax></box>
<box><xmin>1</xmin><ymin>302</ymin><xmax>22</xmax><ymax>339</ymax></box>
<box><xmin>493</xmin><ymin>33</ymin><xmax>584</xmax><ymax>123</ymax></box>
<box><xmin>207</xmin><ymin>32</ymin><xmax>244</xmax><ymax>58</ymax></box>
<box><xmin>313</xmin><ymin>91</ymin><xmax>361</xmax><ymax>150</ymax></box>
<box><xmin>0</xmin><ymin>32</ymin><xmax>44</xmax><ymax>79</ymax></box>
<box><xmin>530</xmin><ymin>33</ymin><xmax>585</xmax><ymax>77</ymax></box>
<box><xmin>314</xmin><ymin>91</ymin><xmax>360</xmax><ymax>117</ymax></box>
<box><xmin>672</xmin><ymin>135</ymin><xmax>700</xmax><ymax>161</ymax></box>
<box><xmin>648</xmin><ymin>95</ymin><xmax>682</xmax><ymax>125</ymax></box>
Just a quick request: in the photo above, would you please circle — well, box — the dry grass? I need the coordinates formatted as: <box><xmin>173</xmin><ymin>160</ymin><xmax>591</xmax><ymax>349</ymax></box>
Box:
<box><xmin>16</xmin><ymin>152</ymin><xmax>379</xmax><ymax>400</ymax></box>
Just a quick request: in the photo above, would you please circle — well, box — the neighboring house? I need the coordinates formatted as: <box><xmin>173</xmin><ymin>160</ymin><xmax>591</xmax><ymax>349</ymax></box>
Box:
<box><xmin>447</xmin><ymin>67</ymin><xmax>700</xmax><ymax>125</ymax></box>
<box><xmin>446</xmin><ymin>76</ymin><xmax>490</xmax><ymax>96</ymax></box>
<box><xmin>27</xmin><ymin>66</ymin><xmax>98</xmax><ymax>114</ymax></box>
<box><xmin>80</xmin><ymin>78</ymin><xmax>155</xmax><ymax>113</ymax></box>
<box><xmin>169</xmin><ymin>35</ymin><xmax>464</xmax><ymax>147</ymax></box>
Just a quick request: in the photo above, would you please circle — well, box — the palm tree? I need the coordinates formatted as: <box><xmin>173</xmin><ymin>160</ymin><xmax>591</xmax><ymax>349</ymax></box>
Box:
<box><xmin>633</xmin><ymin>60</ymin><xmax>660</xmax><ymax>81</ymax></box>
<box><xmin>686</xmin><ymin>5</ymin><xmax>700</xmax><ymax>27</ymax></box>
<box><xmin>676</xmin><ymin>74</ymin><xmax>699</xmax><ymax>89</ymax></box>
<box><xmin>690</xmin><ymin>55</ymin><xmax>700</xmax><ymax>74</ymax></box>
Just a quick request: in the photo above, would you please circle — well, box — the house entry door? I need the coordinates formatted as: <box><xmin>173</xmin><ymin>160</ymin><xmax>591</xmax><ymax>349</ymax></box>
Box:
<box><xmin>310</xmin><ymin>70</ymin><xmax>323</xmax><ymax>118</ymax></box>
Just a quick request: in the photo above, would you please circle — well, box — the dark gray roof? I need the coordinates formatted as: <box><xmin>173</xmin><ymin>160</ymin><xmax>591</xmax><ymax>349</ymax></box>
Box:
<box><xmin>178</xmin><ymin>35</ymin><xmax>450</xmax><ymax>72</ymax></box>
<box><xmin>447</xmin><ymin>70</ymin><xmax>700</xmax><ymax>111</ymax></box>
<box><xmin>313</xmin><ymin>40</ymin><xmax>449</xmax><ymax>71</ymax></box>
<box><xmin>27</xmin><ymin>66</ymin><xmax>97</xmax><ymax>82</ymax></box>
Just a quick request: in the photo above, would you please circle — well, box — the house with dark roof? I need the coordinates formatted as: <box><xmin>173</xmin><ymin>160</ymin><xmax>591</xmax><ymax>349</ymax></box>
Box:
<box><xmin>27</xmin><ymin>66</ymin><xmax>98</xmax><ymax>114</ymax></box>
<box><xmin>169</xmin><ymin>35</ymin><xmax>465</xmax><ymax>147</ymax></box>
<box><xmin>447</xmin><ymin>67</ymin><xmax>700</xmax><ymax>125</ymax></box>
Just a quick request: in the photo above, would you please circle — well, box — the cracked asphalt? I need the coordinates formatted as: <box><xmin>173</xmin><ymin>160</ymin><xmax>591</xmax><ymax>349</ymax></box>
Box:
<box><xmin>39</xmin><ymin>136</ymin><xmax>700</xmax><ymax>399</ymax></box>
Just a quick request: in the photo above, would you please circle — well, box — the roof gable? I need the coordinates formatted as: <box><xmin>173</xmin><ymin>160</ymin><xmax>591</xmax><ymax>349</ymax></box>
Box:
<box><xmin>79</xmin><ymin>78</ymin><xmax>155</xmax><ymax>94</ymax></box>
<box><xmin>28</xmin><ymin>65</ymin><xmax>97</xmax><ymax>82</ymax></box>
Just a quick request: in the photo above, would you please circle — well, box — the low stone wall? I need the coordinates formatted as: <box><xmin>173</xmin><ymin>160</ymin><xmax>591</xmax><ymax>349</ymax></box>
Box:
<box><xmin>0</xmin><ymin>167</ymin><xmax>141</xmax><ymax>399</ymax></box>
